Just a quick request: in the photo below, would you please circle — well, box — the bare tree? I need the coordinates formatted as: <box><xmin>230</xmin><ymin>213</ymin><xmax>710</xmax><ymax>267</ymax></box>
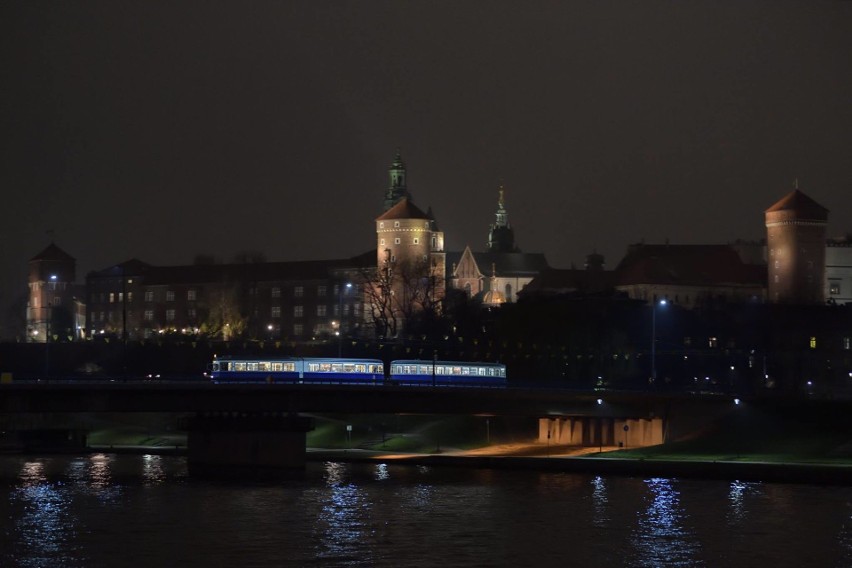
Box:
<box><xmin>200</xmin><ymin>285</ymin><xmax>247</xmax><ymax>340</ymax></box>
<box><xmin>359</xmin><ymin>252</ymin><xmax>443</xmax><ymax>339</ymax></box>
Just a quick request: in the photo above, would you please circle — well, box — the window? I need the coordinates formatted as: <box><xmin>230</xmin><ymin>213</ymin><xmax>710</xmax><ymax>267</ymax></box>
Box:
<box><xmin>380</xmin><ymin>239</ymin><xmax>385</xmax><ymax>246</ymax></box>
<box><xmin>294</xmin><ymin>323</ymin><xmax>303</xmax><ymax>336</ymax></box>
<box><xmin>844</xmin><ymin>337</ymin><xmax>850</xmax><ymax>350</ymax></box>
<box><xmin>271</xmin><ymin>287</ymin><xmax>281</xmax><ymax>298</ymax></box>
<box><xmin>294</xmin><ymin>305</ymin><xmax>303</xmax><ymax>318</ymax></box>
<box><xmin>109</xmin><ymin>293</ymin><xmax>115</xmax><ymax>303</ymax></box>
<box><xmin>127</xmin><ymin>292</ymin><xmax>133</xmax><ymax>302</ymax></box>
<box><xmin>188</xmin><ymin>308</ymin><xmax>196</xmax><ymax>319</ymax></box>
<box><xmin>394</xmin><ymin>221</ymin><xmax>400</xmax><ymax>227</ymax></box>
<box><xmin>333</xmin><ymin>304</ymin><xmax>340</xmax><ymax>316</ymax></box>
<box><xmin>317</xmin><ymin>305</ymin><xmax>327</xmax><ymax>317</ymax></box>
<box><xmin>294</xmin><ymin>286</ymin><xmax>304</xmax><ymax>297</ymax></box>
<box><xmin>505</xmin><ymin>283</ymin><xmax>512</xmax><ymax>302</ymax></box>
<box><xmin>187</xmin><ymin>290</ymin><xmax>197</xmax><ymax>301</ymax></box>
<box><xmin>708</xmin><ymin>337</ymin><xmax>718</xmax><ymax>348</ymax></box>
<box><xmin>379</xmin><ymin>222</ymin><xmax>384</xmax><ymax>228</ymax></box>
<box><xmin>394</xmin><ymin>238</ymin><xmax>401</xmax><ymax>245</ymax></box>
<box><xmin>144</xmin><ymin>310</ymin><xmax>153</xmax><ymax>321</ymax></box>
<box><xmin>830</xmin><ymin>282</ymin><xmax>841</xmax><ymax>295</ymax></box>
<box><xmin>118</xmin><ymin>292</ymin><xmax>124</xmax><ymax>302</ymax></box>
<box><xmin>166</xmin><ymin>309</ymin><xmax>175</xmax><ymax>322</ymax></box>
<box><xmin>318</xmin><ymin>285</ymin><xmax>327</xmax><ymax>296</ymax></box>
<box><xmin>145</xmin><ymin>290</ymin><xmax>154</xmax><ymax>302</ymax></box>
<box><xmin>809</xmin><ymin>336</ymin><xmax>817</xmax><ymax>349</ymax></box>
<box><xmin>271</xmin><ymin>306</ymin><xmax>281</xmax><ymax>318</ymax></box>
<box><xmin>166</xmin><ymin>291</ymin><xmax>175</xmax><ymax>302</ymax></box>
<box><xmin>413</xmin><ymin>238</ymin><xmax>419</xmax><ymax>245</ymax></box>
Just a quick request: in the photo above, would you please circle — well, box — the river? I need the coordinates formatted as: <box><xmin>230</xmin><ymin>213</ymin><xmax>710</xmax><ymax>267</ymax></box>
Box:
<box><xmin>1</xmin><ymin>454</ymin><xmax>851</xmax><ymax>567</ymax></box>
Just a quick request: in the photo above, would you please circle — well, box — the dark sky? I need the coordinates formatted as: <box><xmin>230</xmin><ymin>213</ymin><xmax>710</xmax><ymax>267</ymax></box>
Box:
<box><xmin>2</xmin><ymin>1</ymin><xmax>852</xmax><ymax>332</ymax></box>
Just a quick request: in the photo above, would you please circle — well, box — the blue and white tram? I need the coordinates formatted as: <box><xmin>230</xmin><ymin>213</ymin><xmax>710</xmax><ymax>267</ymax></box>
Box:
<box><xmin>210</xmin><ymin>356</ymin><xmax>384</xmax><ymax>384</ymax></box>
<box><xmin>389</xmin><ymin>360</ymin><xmax>507</xmax><ymax>387</ymax></box>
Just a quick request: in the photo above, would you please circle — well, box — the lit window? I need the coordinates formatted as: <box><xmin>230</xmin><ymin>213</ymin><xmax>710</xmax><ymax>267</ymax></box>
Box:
<box><xmin>809</xmin><ymin>337</ymin><xmax>817</xmax><ymax>349</ymax></box>
<box><xmin>145</xmin><ymin>290</ymin><xmax>154</xmax><ymax>302</ymax></box>
<box><xmin>830</xmin><ymin>283</ymin><xmax>840</xmax><ymax>295</ymax></box>
<box><xmin>187</xmin><ymin>290</ymin><xmax>197</xmax><ymax>301</ymax></box>
<box><xmin>127</xmin><ymin>292</ymin><xmax>133</xmax><ymax>302</ymax></box>
<box><xmin>109</xmin><ymin>293</ymin><xmax>115</xmax><ymax>303</ymax></box>
<box><xmin>294</xmin><ymin>286</ymin><xmax>304</xmax><ymax>297</ymax></box>
<box><xmin>844</xmin><ymin>337</ymin><xmax>850</xmax><ymax>350</ymax></box>
<box><xmin>708</xmin><ymin>337</ymin><xmax>718</xmax><ymax>348</ymax></box>
<box><xmin>166</xmin><ymin>291</ymin><xmax>175</xmax><ymax>302</ymax></box>
<box><xmin>294</xmin><ymin>306</ymin><xmax>303</xmax><ymax>318</ymax></box>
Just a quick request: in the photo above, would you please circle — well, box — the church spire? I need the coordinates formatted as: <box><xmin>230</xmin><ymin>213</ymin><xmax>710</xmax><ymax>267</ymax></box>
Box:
<box><xmin>383</xmin><ymin>148</ymin><xmax>409</xmax><ymax>211</ymax></box>
<box><xmin>487</xmin><ymin>185</ymin><xmax>518</xmax><ymax>252</ymax></box>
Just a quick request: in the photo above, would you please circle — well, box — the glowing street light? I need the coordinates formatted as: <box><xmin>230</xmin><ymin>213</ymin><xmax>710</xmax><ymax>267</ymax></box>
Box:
<box><xmin>651</xmin><ymin>298</ymin><xmax>667</xmax><ymax>383</ymax></box>
<box><xmin>337</xmin><ymin>282</ymin><xmax>353</xmax><ymax>357</ymax></box>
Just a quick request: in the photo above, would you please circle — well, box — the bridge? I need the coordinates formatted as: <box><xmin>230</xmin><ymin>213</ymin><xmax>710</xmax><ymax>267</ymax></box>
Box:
<box><xmin>0</xmin><ymin>380</ymin><xmax>743</xmax><ymax>475</ymax></box>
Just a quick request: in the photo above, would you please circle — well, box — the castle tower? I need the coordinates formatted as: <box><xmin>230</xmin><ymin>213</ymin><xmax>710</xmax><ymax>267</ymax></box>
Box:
<box><xmin>375</xmin><ymin>198</ymin><xmax>445</xmax><ymax>334</ymax></box>
<box><xmin>765</xmin><ymin>188</ymin><xmax>828</xmax><ymax>304</ymax></box>
<box><xmin>27</xmin><ymin>243</ymin><xmax>77</xmax><ymax>342</ymax></box>
<box><xmin>383</xmin><ymin>149</ymin><xmax>410</xmax><ymax>211</ymax></box>
<box><xmin>487</xmin><ymin>187</ymin><xmax>518</xmax><ymax>252</ymax></box>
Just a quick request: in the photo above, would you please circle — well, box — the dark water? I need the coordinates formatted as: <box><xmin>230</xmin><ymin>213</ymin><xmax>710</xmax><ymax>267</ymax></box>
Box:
<box><xmin>2</xmin><ymin>454</ymin><xmax>852</xmax><ymax>568</ymax></box>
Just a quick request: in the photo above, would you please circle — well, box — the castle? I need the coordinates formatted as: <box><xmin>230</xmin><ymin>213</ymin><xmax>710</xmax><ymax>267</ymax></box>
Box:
<box><xmin>24</xmin><ymin>153</ymin><xmax>852</xmax><ymax>342</ymax></box>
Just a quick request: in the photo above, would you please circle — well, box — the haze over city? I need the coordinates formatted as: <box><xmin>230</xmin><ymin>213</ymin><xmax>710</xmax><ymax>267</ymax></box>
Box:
<box><xmin>3</xmin><ymin>1</ymin><xmax>852</xmax><ymax>333</ymax></box>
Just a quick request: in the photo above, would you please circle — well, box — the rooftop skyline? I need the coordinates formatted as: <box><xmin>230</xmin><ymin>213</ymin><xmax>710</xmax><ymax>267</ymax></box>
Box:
<box><xmin>3</xmin><ymin>1</ymin><xmax>852</xmax><ymax>329</ymax></box>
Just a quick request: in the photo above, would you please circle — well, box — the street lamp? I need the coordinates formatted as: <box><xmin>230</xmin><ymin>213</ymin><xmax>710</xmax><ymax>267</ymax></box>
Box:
<box><xmin>651</xmin><ymin>298</ymin><xmax>668</xmax><ymax>384</ymax></box>
<box><xmin>337</xmin><ymin>282</ymin><xmax>352</xmax><ymax>357</ymax></box>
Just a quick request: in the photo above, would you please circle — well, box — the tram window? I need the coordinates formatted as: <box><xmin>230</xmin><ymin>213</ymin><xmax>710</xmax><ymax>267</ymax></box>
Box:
<box><xmin>419</xmin><ymin>365</ymin><xmax>430</xmax><ymax>374</ymax></box>
<box><xmin>479</xmin><ymin>368</ymin><xmax>486</xmax><ymax>376</ymax></box>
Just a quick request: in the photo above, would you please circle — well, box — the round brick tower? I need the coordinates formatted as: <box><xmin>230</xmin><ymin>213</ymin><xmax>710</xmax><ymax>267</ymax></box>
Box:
<box><xmin>765</xmin><ymin>188</ymin><xmax>828</xmax><ymax>304</ymax></box>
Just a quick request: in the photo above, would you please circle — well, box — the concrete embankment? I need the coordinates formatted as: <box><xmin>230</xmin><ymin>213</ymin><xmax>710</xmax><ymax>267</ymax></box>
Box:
<box><xmin>306</xmin><ymin>449</ymin><xmax>852</xmax><ymax>485</ymax></box>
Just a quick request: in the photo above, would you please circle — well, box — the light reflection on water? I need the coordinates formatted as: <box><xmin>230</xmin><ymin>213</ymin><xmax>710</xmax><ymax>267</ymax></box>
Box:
<box><xmin>10</xmin><ymin>460</ymin><xmax>79</xmax><ymax>568</ymax></box>
<box><xmin>314</xmin><ymin>462</ymin><xmax>375</xmax><ymax>565</ymax></box>
<box><xmin>2</xmin><ymin>455</ymin><xmax>852</xmax><ymax>567</ymax></box>
<box><xmin>630</xmin><ymin>477</ymin><xmax>703</xmax><ymax>568</ymax></box>
<box><xmin>591</xmin><ymin>475</ymin><xmax>609</xmax><ymax>527</ymax></box>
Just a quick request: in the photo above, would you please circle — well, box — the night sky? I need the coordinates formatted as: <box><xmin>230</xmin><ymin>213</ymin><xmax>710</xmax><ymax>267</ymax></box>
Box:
<box><xmin>2</xmin><ymin>1</ymin><xmax>852</xmax><ymax>334</ymax></box>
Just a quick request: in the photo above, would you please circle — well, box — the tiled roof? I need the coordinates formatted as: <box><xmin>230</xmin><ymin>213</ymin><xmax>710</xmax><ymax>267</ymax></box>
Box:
<box><xmin>614</xmin><ymin>244</ymin><xmax>765</xmax><ymax>286</ymax></box>
<box><xmin>88</xmin><ymin>252</ymin><xmax>374</xmax><ymax>285</ymax></box>
<box><xmin>519</xmin><ymin>267</ymin><xmax>616</xmax><ymax>297</ymax></box>
<box><xmin>376</xmin><ymin>198</ymin><xmax>430</xmax><ymax>221</ymax></box>
<box><xmin>766</xmin><ymin>190</ymin><xmax>828</xmax><ymax>219</ymax></box>
<box><xmin>446</xmin><ymin>250</ymin><xmax>549</xmax><ymax>276</ymax></box>
<box><xmin>30</xmin><ymin>242</ymin><xmax>75</xmax><ymax>263</ymax></box>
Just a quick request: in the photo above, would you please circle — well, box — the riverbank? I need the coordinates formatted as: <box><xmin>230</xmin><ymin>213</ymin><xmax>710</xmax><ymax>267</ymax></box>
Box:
<box><xmin>306</xmin><ymin>446</ymin><xmax>852</xmax><ymax>485</ymax></box>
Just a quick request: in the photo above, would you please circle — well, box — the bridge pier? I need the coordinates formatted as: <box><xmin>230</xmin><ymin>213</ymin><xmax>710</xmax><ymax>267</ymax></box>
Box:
<box><xmin>186</xmin><ymin>413</ymin><xmax>313</xmax><ymax>477</ymax></box>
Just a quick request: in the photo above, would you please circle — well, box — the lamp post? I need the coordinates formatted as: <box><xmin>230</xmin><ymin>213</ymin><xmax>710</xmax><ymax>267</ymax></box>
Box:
<box><xmin>337</xmin><ymin>282</ymin><xmax>352</xmax><ymax>357</ymax></box>
<box><xmin>651</xmin><ymin>298</ymin><xmax>667</xmax><ymax>384</ymax></box>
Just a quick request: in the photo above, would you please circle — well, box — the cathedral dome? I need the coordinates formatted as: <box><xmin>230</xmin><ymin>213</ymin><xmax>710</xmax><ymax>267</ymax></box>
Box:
<box><xmin>482</xmin><ymin>289</ymin><xmax>506</xmax><ymax>306</ymax></box>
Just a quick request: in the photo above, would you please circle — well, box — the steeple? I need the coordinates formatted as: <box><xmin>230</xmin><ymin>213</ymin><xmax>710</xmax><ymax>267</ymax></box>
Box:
<box><xmin>487</xmin><ymin>186</ymin><xmax>518</xmax><ymax>252</ymax></box>
<box><xmin>383</xmin><ymin>148</ymin><xmax>409</xmax><ymax>211</ymax></box>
